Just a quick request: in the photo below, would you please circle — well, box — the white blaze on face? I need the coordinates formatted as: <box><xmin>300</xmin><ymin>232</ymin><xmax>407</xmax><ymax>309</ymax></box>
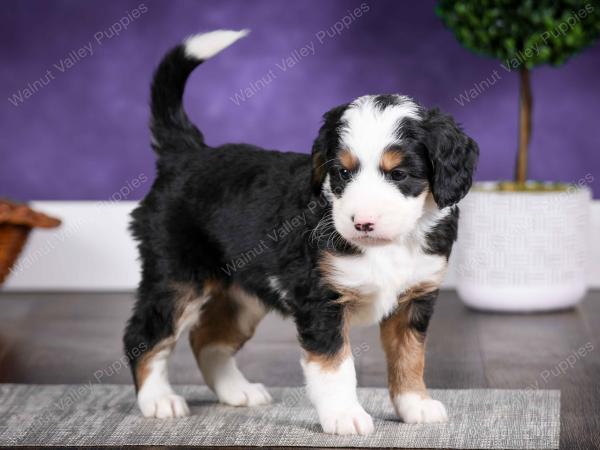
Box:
<box><xmin>332</xmin><ymin>96</ymin><xmax>426</xmax><ymax>243</ymax></box>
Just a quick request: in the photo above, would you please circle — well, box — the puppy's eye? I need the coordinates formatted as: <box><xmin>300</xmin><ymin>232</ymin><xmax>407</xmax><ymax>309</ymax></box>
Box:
<box><xmin>339</xmin><ymin>168</ymin><xmax>351</xmax><ymax>180</ymax></box>
<box><xmin>389</xmin><ymin>169</ymin><xmax>407</xmax><ymax>181</ymax></box>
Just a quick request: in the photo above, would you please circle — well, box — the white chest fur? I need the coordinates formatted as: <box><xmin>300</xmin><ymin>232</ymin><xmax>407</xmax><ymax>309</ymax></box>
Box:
<box><xmin>325</xmin><ymin>207</ymin><xmax>451</xmax><ymax>325</ymax></box>
<box><xmin>327</xmin><ymin>244</ymin><xmax>446</xmax><ymax>324</ymax></box>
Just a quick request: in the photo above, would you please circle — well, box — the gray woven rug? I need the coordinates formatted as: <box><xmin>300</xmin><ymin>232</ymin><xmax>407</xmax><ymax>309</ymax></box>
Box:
<box><xmin>0</xmin><ymin>384</ymin><xmax>559</xmax><ymax>448</ymax></box>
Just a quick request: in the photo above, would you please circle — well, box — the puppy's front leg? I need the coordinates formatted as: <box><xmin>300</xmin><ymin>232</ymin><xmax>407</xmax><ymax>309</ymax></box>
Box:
<box><xmin>295</xmin><ymin>303</ymin><xmax>374</xmax><ymax>435</ymax></box>
<box><xmin>380</xmin><ymin>290</ymin><xmax>448</xmax><ymax>424</ymax></box>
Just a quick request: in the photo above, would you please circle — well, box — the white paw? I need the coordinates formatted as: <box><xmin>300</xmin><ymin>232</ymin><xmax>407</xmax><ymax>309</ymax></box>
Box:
<box><xmin>138</xmin><ymin>393</ymin><xmax>190</xmax><ymax>418</ymax></box>
<box><xmin>215</xmin><ymin>381</ymin><xmax>272</xmax><ymax>407</ymax></box>
<box><xmin>393</xmin><ymin>392</ymin><xmax>448</xmax><ymax>424</ymax></box>
<box><xmin>319</xmin><ymin>405</ymin><xmax>374</xmax><ymax>435</ymax></box>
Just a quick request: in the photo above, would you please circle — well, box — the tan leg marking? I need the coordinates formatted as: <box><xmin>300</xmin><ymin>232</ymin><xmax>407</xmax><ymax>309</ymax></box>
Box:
<box><xmin>189</xmin><ymin>284</ymin><xmax>264</xmax><ymax>354</ymax></box>
<box><xmin>379</xmin><ymin>283</ymin><xmax>439</xmax><ymax>397</ymax></box>
<box><xmin>135</xmin><ymin>282</ymin><xmax>205</xmax><ymax>390</ymax></box>
<box><xmin>135</xmin><ymin>340</ymin><xmax>174</xmax><ymax>392</ymax></box>
<box><xmin>380</xmin><ymin>303</ymin><xmax>426</xmax><ymax>398</ymax></box>
<box><xmin>189</xmin><ymin>284</ymin><xmax>271</xmax><ymax>407</ymax></box>
<box><xmin>135</xmin><ymin>281</ymin><xmax>207</xmax><ymax>418</ymax></box>
<box><xmin>380</xmin><ymin>284</ymin><xmax>448</xmax><ymax>423</ymax></box>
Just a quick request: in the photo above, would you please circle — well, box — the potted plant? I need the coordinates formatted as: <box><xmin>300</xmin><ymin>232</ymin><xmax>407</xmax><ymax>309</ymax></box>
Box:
<box><xmin>437</xmin><ymin>1</ymin><xmax>600</xmax><ymax>311</ymax></box>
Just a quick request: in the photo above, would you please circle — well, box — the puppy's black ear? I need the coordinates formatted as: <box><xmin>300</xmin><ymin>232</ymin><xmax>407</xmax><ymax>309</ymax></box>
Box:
<box><xmin>311</xmin><ymin>104</ymin><xmax>348</xmax><ymax>194</ymax></box>
<box><xmin>423</xmin><ymin>108</ymin><xmax>479</xmax><ymax>208</ymax></box>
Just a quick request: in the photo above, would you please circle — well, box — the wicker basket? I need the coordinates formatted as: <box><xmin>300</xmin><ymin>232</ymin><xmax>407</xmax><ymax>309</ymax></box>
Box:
<box><xmin>0</xmin><ymin>200</ymin><xmax>61</xmax><ymax>285</ymax></box>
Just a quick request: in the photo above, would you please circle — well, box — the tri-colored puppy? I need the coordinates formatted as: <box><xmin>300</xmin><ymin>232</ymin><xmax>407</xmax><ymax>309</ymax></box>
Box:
<box><xmin>124</xmin><ymin>30</ymin><xmax>478</xmax><ymax>435</ymax></box>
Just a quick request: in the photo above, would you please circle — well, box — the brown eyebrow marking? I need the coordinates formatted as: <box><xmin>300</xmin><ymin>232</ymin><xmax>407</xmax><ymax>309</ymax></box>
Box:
<box><xmin>339</xmin><ymin>149</ymin><xmax>359</xmax><ymax>171</ymax></box>
<box><xmin>380</xmin><ymin>148</ymin><xmax>404</xmax><ymax>172</ymax></box>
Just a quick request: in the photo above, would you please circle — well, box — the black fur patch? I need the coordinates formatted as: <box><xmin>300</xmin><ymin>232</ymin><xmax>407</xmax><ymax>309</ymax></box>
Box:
<box><xmin>311</xmin><ymin>104</ymin><xmax>349</xmax><ymax>194</ymax></box>
<box><xmin>422</xmin><ymin>109</ymin><xmax>479</xmax><ymax>208</ymax></box>
<box><xmin>294</xmin><ymin>289</ymin><xmax>346</xmax><ymax>356</ymax></box>
<box><xmin>373</xmin><ymin>94</ymin><xmax>402</xmax><ymax>110</ymax></box>
<box><xmin>382</xmin><ymin>144</ymin><xmax>430</xmax><ymax>197</ymax></box>
<box><xmin>425</xmin><ymin>206</ymin><xmax>459</xmax><ymax>259</ymax></box>
<box><xmin>409</xmin><ymin>290</ymin><xmax>438</xmax><ymax>337</ymax></box>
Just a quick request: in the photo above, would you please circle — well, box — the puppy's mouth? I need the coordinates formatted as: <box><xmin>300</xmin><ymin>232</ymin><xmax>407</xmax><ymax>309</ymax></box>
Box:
<box><xmin>350</xmin><ymin>234</ymin><xmax>393</xmax><ymax>246</ymax></box>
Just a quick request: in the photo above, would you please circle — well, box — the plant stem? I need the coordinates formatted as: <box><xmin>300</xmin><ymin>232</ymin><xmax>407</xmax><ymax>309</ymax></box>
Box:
<box><xmin>516</xmin><ymin>67</ymin><xmax>532</xmax><ymax>184</ymax></box>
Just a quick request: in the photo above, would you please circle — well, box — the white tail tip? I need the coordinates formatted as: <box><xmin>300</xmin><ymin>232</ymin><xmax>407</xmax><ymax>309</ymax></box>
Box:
<box><xmin>184</xmin><ymin>29</ymin><xmax>249</xmax><ymax>60</ymax></box>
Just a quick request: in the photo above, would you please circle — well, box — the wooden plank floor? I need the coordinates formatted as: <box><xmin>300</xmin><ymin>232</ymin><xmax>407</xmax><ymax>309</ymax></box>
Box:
<box><xmin>0</xmin><ymin>290</ymin><xmax>598</xmax><ymax>450</ymax></box>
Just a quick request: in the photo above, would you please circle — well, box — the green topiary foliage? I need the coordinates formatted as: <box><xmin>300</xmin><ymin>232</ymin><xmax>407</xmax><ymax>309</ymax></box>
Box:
<box><xmin>436</xmin><ymin>0</ymin><xmax>600</xmax><ymax>70</ymax></box>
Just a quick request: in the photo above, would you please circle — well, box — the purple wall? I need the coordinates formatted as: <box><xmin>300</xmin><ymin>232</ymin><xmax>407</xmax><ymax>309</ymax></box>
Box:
<box><xmin>2</xmin><ymin>0</ymin><xmax>599</xmax><ymax>200</ymax></box>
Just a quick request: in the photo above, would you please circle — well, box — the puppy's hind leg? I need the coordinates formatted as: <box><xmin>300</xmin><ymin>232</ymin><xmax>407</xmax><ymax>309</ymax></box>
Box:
<box><xmin>124</xmin><ymin>281</ymin><xmax>205</xmax><ymax>418</ymax></box>
<box><xmin>190</xmin><ymin>284</ymin><xmax>271</xmax><ymax>407</ymax></box>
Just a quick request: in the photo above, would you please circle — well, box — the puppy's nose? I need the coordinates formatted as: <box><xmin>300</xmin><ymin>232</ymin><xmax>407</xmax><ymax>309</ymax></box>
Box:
<box><xmin>354</xmin><ymin>222</ymin><xmax>375</xmax><ymax>232</ymax></box>
<box><xmin>352</xmin><ymin>216</ymin><xmax>376</xmax><ymax>232</ymax></box>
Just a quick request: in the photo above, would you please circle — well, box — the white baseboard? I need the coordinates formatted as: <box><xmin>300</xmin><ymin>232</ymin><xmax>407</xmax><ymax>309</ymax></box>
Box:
<box><xmin>4</xmin><ymin>201</ymin><xmax>139</xmax><ymax>291</ymax></box>
<box><xmin>4</xmin><ymin>200</ymin><xmax>600</xmax><ymax>291</ymax></box>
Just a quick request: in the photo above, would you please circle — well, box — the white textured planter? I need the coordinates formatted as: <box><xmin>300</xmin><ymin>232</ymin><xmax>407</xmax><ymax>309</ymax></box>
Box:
<box><xmin>455</xmin><ymin>183</ymin><xmax>591</xmax><ymax>312</ymax></box>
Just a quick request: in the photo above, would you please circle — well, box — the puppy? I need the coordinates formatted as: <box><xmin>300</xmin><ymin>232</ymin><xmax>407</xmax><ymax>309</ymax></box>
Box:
<box><xmin>124</xmin><ymin>29</ymin><xmax>478</xmax><ymax>435</ymax></box>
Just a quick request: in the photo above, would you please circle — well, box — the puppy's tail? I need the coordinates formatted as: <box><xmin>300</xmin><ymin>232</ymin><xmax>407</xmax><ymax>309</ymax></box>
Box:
<box><xmin>150</xmin><ymin>29</ymin><xmax>249</xmax><ymax>153</ymax></box>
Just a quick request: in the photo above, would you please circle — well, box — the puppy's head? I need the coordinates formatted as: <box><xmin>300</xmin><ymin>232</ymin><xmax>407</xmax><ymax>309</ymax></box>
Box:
<box><xmin>311</xmin><ymin>95</ymin><xmax>478</xmax><ymax>246</ymax></box>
